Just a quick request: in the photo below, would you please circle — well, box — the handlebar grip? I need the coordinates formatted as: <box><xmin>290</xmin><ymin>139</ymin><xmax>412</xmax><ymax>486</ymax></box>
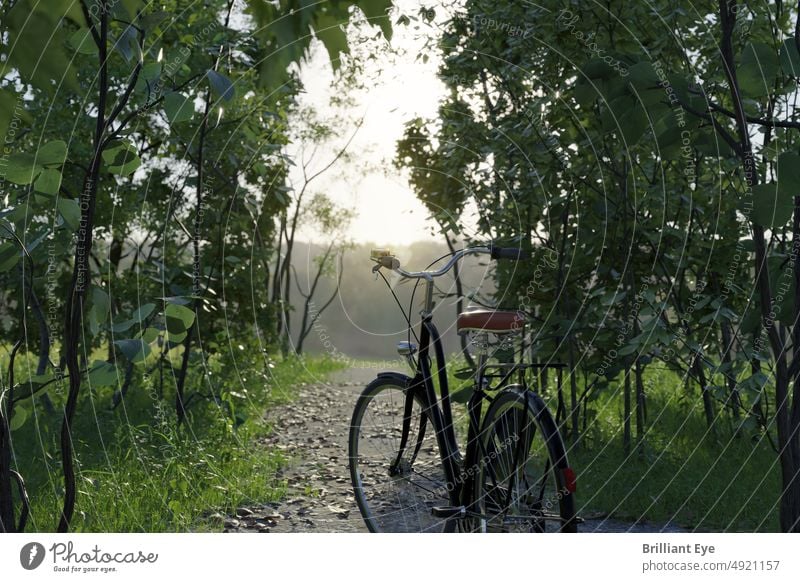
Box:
<box><xmin>490</xmin><ymin>246</ymin><xmax>530</xmax><ymax>260</ymax></box>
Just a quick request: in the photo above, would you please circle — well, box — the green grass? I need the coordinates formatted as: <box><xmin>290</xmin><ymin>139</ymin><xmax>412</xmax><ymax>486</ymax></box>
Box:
<box><xmin>444</xmin><ymin>361</ymin><xmax>781</xmax><ymax>531</ymax></box>
<box><xmin>12</xmin><ymin>346</ymin><xmax>779</xmax><ymax>532</ymax></box>
<box><xmin>567</xmin><ymin>367</ymin><xmax>781</xmax><ymax>532</ymax></box>
<box><xmin>6</xmin><ymin>354</ymin><xmax>344</xmax><ymax>532</ymax></box>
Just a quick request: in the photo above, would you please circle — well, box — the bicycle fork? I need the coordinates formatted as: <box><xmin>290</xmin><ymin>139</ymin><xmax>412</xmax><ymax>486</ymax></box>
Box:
<box><xmin>389</xmin><ymin>316</ymin><xmax>461</xmax><ymax>504</ymax></box>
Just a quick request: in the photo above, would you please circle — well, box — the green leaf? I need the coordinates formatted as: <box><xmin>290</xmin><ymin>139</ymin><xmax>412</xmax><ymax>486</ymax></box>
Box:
<box><xmin>133</xmin><ymin>303</ymin><xmax>157</xmax><ymax>322</ymax></box>
<box><xmin>102</xmin><ymin>140</ymin><xmax>141</xmax><ymax>175</ymax></box>
<box><xmin>39</xmin><ymin>139</ymin><xmax>68</xmax><ymax>165</ymax></box>
<box><xmin>69</xmin><ymin>28</ymin><xmax>97</xmax><ymax>55</ymax></box>
<box><xmin>115</xmin><ymin>0</ymin><xmax>146</xmax><ymax>20</ymax></box>
<box><xmin>139</xmin><ymin>327</ymin><xmax>161</xmax><ymax>343</ymax></box>
<box><xmin>581</xmin><ymin>58</ymin><xmax>617</xmax><ymax>80</ymax></box>
<box><xmin>134</xmin><ymin>62</ymin><xmax>162</xmax><ymax>93</ymax></box>
<box><xmin>57</xmin><ymin>198</ymin><xmax>81</xmax><ymax>230</ymax></box>
<box><xmin>142</xmin><ymin>61</ymin><xmax>161</xmax><ymax>81</ymax></box>
<box><xmin>87</xmin><ymin>361</ymin><xmax>119</xmax><ymax>387</ymax></box>
<box><xmin>166</xmin><ymin>330</ymin><xmax>188</xmax><ymax>344</ymax></box>
<box><xmin>114</xmin><ymin>25</ymin><xmax>138</xmax><ymax>62</ymax></box>
<box><xmin>0</xmin><ymin>242</ymin><xmax>21</xmax><ymax>272</ymax></box>
<box><xmin>779</xmin><ymin>39</ymin><xmax>800</xmax><ymax>77</ymax></box>
<box><xmin>111</xmin><ymin>319</ymin><xmax>134</xmax><ymax>333</ymax></box>
<box><xmin>603</xmin><ymin>96</ymin><xmax>648</xmax><ymax>144</ymax></box>
<box><xmin>751</xmin><ymin>182</ymin><xmax>793</xmax><ymax>229</ymax></box>
<box><xmin>4</xmin><ymin>3</ymin><xmax>79</xmax><ymax>91</ymax></box>
<box><xmin>114</xmin><ymin>338</ymin><xmax>152</xmax><ymax>364</ymax></box>
<box><xmin>34</xmin><ymin>168</ymin><xmax>62</xmax><ymax>194</ymax></box>
<box><xmin>9</xmin><ymin>406</ymin><xmax>28</xmax><ymax>431</ymax></box>
<box><xmin>626</xmin><ymin>61</ymin><xmax>659</xmax><ymax>87</ymax></box>
<box><xmin>163</xmin><ymin>92</ymin><xmax>194</xmax><ymax>124</ymax></box>
<box><xmin>140</xmin><ymin>11</ymin><xmax>169</xmax><ymax>32</ymax></box>
<box><xmin>111</xmin><ymin>303</ymin><xmax>156</xmax><ymax>332</ymax></box>
<box><xmin>357</xmin><ymin>0</ymin><xmax>393</xmax><ymax>40</ymax></box>
<box><xmin>692</xmin><ymin>128</ymin><xmax>735</xmax><ymax>157</ymax></box>
<box><xmin>572</xmin><ymin>81</ymin><xmax>597</xmax><ymax>108</ymax></box>
<box><xmin>165</xmin><ymin>303</ymin><xmax>195</xmax><ymax>334</ymax></box>
<box><xmin>776</xmin><ymin>151</ymin><xmax>800</xmax><ymax>196</ymax></box>
<box><xmin>89</xmin><ymin>288</ymin><xmax>107</xmax><ymax>335</ymax></box>
<box><xmin>313</xmin><ymin>13</ymin><xmax>349</xmax><ymax>70</ymax></box>
<box><xmin>91</xmin><ymin>286</ymin><xmax>110</xmax><ymax>320</ymax></box>
<box><xmin>3</xmin><ymin>153</ymin><xmax>41</xmax><ymax>185</ymax></box>
<box><xmin>164</xmin><ymin>295</ymin><xmax>192</xmax><ymax>305</ymax></box>
<box><xmin>738</xmin><ymin>42</ymin><xmax>779</xmax><ymax>98</ymax></box>
<box><xmin>206</xmin><ymin>70</ymin><xmax>234</xmax><ymax>101</ymax></box>
<box><xmin>0</xmin><ymin>90</ymin><xmax>32</xmax><ymax>145</ymax></box>
<box><xmin>451</xmin><ymin>384</ymin><xmax>474</xmax><ymax>404</ymax></box>
<box><xmin>23</xmin><ymin>373</ymin><xmax>54</xmax><ymax>386</ymax></box>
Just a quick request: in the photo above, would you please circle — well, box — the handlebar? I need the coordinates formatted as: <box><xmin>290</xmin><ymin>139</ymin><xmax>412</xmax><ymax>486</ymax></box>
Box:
<box><xmin>491</xmin><ymin>246</ymin><xmax>530</xmax><ymax>261</ymax></box>
<box><xmin>371</xmin><ymin>244</ymin><xmax>529</xmax><ymax>280</ymax></box>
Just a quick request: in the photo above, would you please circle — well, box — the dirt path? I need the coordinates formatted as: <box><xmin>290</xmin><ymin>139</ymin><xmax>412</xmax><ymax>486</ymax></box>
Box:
<box><xmin>222</xmin><ymin>367</ymin><xmax>371</xmax><ymax>533</ymax></box>
<box><xmin>223</xmin><ymin>366</ymin><xmax>685</xmax><ymax>533</ymax></box>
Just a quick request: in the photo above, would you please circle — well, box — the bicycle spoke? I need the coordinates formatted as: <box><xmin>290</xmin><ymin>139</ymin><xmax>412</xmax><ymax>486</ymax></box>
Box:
<box><xmin>351</xmin><ymin>382</ymin><xmax>450</xmax><ymax>532</ymax></box>
<box><xmin>475</xmin><ymin>393</ymin><xmax>569</xmax><ymax>532</ymax></box>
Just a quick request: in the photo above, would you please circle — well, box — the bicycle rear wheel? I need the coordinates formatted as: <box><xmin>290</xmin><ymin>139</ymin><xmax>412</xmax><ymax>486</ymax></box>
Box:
<box><xmin>471</xmin><ymin>385</ymin><xmax>577</xmax><ymax>532</ymax></box>
<box><xmin>349</xmin><ymin>375</ymin><xmax>455</xmax><ymax>532</ymax></box>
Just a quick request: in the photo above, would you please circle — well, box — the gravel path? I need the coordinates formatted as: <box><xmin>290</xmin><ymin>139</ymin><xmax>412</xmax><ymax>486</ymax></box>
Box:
<box><xmin>222</xmin><ymin>368</ymin><xmax>371</xmax><ymax>533</ymax></box>
<box><xmin>223</xmin><ymin>366</ymin><xmax>685</xmax><ymax>533</ymax></box>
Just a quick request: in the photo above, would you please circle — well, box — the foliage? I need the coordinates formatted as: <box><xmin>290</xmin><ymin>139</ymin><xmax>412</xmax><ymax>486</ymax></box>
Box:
<box><xmin>5</xmin><ymin>350</ymin><xmax>342</xmax><ymax>531</ymax></box>
<box><xmin>398</xmin><ymin>0</ymin><xmax>800</xmax><ymax>531</ymax></box>
<box><xmin>0</xmin><ymin>0</ymin><xmax>393</xmax><ymax>532</ymax></box>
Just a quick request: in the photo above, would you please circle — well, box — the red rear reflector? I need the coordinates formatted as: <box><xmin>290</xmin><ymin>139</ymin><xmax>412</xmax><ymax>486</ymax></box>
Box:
<box><xmin>563</xmin><ymin>467</ymin><xmax>577</xmax><ymax>493</ymax></box>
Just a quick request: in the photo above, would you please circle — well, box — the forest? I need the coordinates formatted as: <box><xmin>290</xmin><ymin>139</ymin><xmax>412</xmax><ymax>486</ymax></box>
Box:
<box><xmin>2</xmin><ymin>0</ymin><xmax>800</xmax><ymax>534</ymax></box>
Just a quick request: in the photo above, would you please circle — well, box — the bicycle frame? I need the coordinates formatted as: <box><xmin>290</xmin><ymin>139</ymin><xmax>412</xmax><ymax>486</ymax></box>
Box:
<box><xmin>388</xmin><ymin>271</ymin><xmax>568</xmax><ymax>514</ymax></box>
<box><xmin>374</xmin><ymin>246</ymin><xmax>573</xmax><ymax>528</ymax></box>
<box><xmin>390</xmin><ymin>276</ymin><xmax>461</xmax><ymax>504</ymax></box>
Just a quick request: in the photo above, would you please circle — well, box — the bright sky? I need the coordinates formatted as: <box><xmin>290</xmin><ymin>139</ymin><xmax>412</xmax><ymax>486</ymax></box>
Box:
<box><xmin>291</xmin><ymin>1</ymin><xmax>459</xmax><ymax>246</ymax></box>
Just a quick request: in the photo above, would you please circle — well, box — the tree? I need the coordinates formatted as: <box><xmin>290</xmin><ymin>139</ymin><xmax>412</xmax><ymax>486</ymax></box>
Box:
<box><xmin>272</xmin><ymin>111</ymin><xmax>363</xmax><ymax>354</ymax></box>
<box><xmin>0</xmin><ymin>0</ymin><xmax>395</xmax><ymax>532</ymax></box>
<box><xmin>397</xmin><ymin>0</ymin><xmax>800</xmax><ymax>530</ymax></box>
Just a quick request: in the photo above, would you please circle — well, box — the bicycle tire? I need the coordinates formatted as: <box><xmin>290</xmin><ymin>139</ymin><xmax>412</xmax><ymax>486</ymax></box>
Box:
<box><xmin>471</xmin><ymin>385</ymin><xmax>577</xmax><ymax>532</ymax></box>
<box><xmin>349</xmin><ymin>375</ymin><xmax>456</xmax><ymax>532</ymax></box>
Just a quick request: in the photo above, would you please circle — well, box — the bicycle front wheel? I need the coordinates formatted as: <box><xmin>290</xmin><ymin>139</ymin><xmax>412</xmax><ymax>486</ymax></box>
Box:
<box><xmin>471</xmin><ymin>385</ymin><xmax>577</xmax><ymax>532</ymax></box>
<box><xmin>349</xmin><ymin>375</ymin><xmax>454</xmax><ymax>532</ymax></box>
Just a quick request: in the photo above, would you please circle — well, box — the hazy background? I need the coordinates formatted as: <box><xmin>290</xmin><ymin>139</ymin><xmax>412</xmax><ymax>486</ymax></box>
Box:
<box><xmin>287</xmin><ymin>241</ymin><xmax>496</xmax><ymax>360</ymax></box>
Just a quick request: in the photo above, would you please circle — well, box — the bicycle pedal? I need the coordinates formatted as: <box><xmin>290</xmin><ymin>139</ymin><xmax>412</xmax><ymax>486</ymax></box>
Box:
<box><xmin>431</xmin><ymin>506</ymin><xmax>467</xmax><ymax>519</ymax></box>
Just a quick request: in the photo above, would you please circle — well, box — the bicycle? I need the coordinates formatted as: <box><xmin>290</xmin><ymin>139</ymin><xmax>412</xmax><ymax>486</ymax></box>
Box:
<box><xmin>348</xmin><ymin>244</ymin><xmax>578</xmax><ymax>532</ymax></box>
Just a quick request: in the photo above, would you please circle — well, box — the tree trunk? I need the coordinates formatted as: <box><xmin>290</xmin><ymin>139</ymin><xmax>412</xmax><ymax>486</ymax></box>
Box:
<box><xmin>296</xmin><ymin>248</ymin><xmax>344</xmax><ymax>355</ymax></box>
<box><xmin>271</xmin><ymin>212</ymin><xmax>285</xmax><ymax>307</ymax></box>
<box><xmin>696</xmin><ymin>359</ymin><xmax>716</xmax><ymax>430</ymax></box>
<box><xmin>0</xmin><ymin>346</ymin><xmax>16</xmax><ymax>532</ymax></box>
<box><xmin>59</xmin><ymin>5</ymin><xmax>111</xmax><ymax>531</ymax></box>
<box><xmin>623</xmin><ymin>367</ymin><xmax>631</xmax><ymax>456</ymax></box>
<box><xmin>29</xmin><ymin>289</ymin><xmax>55</xmax><ymax>414</ymax></box>
<box><xmin>111</xmin><ymin>361</ymin><xmax>135</xmax><ymax>409</ymax></box>
<box><xmin>445</xmin><ymin>237</ymin><xmax>475</xmax><ymax>368</ymax></box>
<box><xmin>635</xmin><ymin>358</ymin><xmax>646</xmax><ymax>447</ymax></box>
<box><xmin>715</xmin><ymin>1</ymin><xmax>799</xmax><ymax>531</ymax></box>
<box><xmin>568</xmin><ymin>339</ymin><xmax>580</xmax><ymax>445</ymax></box>
<box><xmin>779</xmin><ymin>443</ymin><xmax>800</xmax><ymax>531</ymax></box>
<box><xmin>719</xmin><ymin>317</ymin><xmax>741</xmax><ymax>425</ymax></box>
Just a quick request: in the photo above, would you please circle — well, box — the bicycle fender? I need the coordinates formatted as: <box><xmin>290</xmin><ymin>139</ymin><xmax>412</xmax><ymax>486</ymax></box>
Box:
<box><xmin>376</xmin><ymin>371</ymin><xmax>413</xmax><ymax>385</ymax></box>
<box><xmin>497</xmin><ymin>384</ymin><xmax>570</xmax><ymax>470</ymax></box>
